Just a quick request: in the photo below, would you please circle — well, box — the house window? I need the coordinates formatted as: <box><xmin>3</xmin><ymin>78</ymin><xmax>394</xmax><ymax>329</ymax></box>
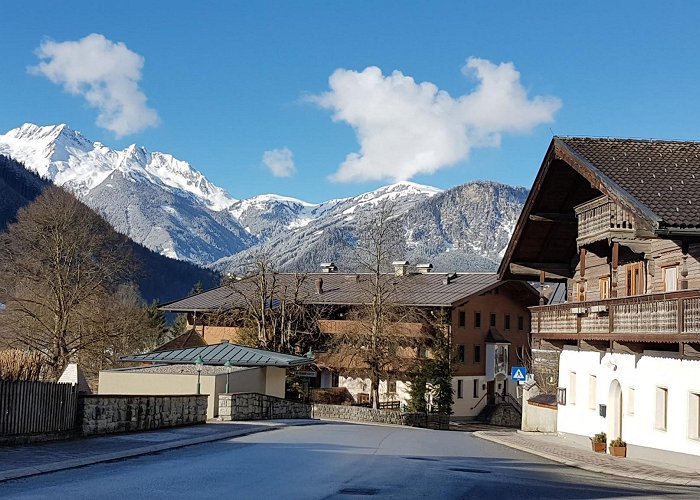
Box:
<box><xmin>576</xmin><ymin>281</ymin><xmax>587</xmax><ymax>302</ymax></box>
<box><xmin>489</xmin><ymin>313</ymin><xmax>496</xmax><ymax>327</ymax></box>
<box><xmin>458</xmin><ymin>311</ymin><xmax>466</xmax><ymax>328</ymax></box>
<box><xmin>655</xmin><ymin>387</ymin><xmax>668</xmax><ymax>431</ymax></box>
<box><xmin>518</xmin><ymin>316</ymin><xmax>524</xmax><ymax>331</ymax></box>
<box><xmin>516</xmin><ymin>346</ymin><xmax>525</xmax><ymax>362</ymax></box>
<box><xmin>504</xmin><ymin>315</ymin><xmax>511</xmax><ymax>330</ymax></box>
<box><xmin>557</xmin><ymin>387</ymin><xmax>566</xmax><ymax>405</ymax></box>
<box><xmin>599</xmin><ymin>277</ymin><xmax>610</xmax><ymax>300</ymax></box>
<box><xmin>418</xmin><ymin>346</ymin><xmax>428</xmax><ymax>358</ymax></box>
<box><xmin>387</xmin><ymin>379</ymin><xmax>397</xmax><ymax>393</ymax></box>
<box><xmin>457</xmin><ymin>380</ymin><xmax>464</xmax><ymax>399</ymax></box>
<box><xmin>473</xmin><ymin>379</ymin><xmax>479</xmax><ymax>398</ymax></box>
<box><xmin>689</xmin><ymin>393</ymin><xmax>700</xmax><ymax>440</ymax></box>
<box><xmin>627</xmin><ymin>387</ymin><xmax>635</xmax><ymax>415</ymax></box>
<box><xmin>474</xmin><ymin>312</ymin><xmax>481</xmax><ymax>328</ymax></box>
<box><xmin>474</xmin><ymin>345</ymin><xmax>481</xmax><ymax>363</ymax></box>
<box><xmin>663</xmin><ymin>266</ymin><xmax>678</xmax><ymax>292</ymax></box>
<box><xmin>626</xmin><ymin>262</ymin><xmax>644</xmax><ymax>296</ymax></box>
<box><xmin>457</xmin><ymin>344</ymin><xmax>465</xmax><ymax>363</ymax></box>
<box><xmin>569</xmin><ymin>372</ymin><xmax>577</xmax><ymax>405</ymax></box>
<box><xmin>588</xmin><ymin>375</ymin><xmax>597</xmax><ymax>410</ymax></box>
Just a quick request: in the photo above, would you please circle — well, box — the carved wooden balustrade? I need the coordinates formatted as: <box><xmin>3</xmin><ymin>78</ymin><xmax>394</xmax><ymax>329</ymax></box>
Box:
<box><xmin>575</xmin><ymin>196</ymin><xmax>636</xmax><ymax>246</ymax></box>
<box><xmin>531</xmin><ymin>290</ymin><xmax>700</xmax><ymax>339</ymax></box>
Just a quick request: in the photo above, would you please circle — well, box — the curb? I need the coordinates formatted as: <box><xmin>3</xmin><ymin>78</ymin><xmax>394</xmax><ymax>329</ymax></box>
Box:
<box><xmin>0</xmin><ymin>423</ymin><xmax>287</xmax><ymax>483</ymax></box>
<box><xmin>473</xmin><ymin>431</ymin><xmax>700</xmax><ymax>487</ymax></box>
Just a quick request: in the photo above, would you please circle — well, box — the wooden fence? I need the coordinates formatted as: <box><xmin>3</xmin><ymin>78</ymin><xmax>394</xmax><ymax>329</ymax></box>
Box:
<box><xmin>0</xmin><ymin>379</ymin><xmax>78</xmax><ymax>437</ymax></box>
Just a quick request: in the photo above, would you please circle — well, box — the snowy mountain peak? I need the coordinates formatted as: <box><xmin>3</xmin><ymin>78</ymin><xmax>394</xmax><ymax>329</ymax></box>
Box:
<box><xmin>0</xmin><ymin>123</ymin><xmax>236</xmax><ymax>210</ymax></box>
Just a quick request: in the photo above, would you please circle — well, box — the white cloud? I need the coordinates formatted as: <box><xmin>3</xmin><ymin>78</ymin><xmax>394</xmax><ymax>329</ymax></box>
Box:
<box><xmin>29</xmin><ymin>33</ymin><xmax>159</xmax><ymax>137</ymax></box>
<box><xmin>310</xmin><ymin>57</ymin><xmax>561</xmax><ymax>183</ymax></box>
<box><xmin>262</xmin><ymin>147</ymin><xmax>296</xmax><ymax>177</ymax></box>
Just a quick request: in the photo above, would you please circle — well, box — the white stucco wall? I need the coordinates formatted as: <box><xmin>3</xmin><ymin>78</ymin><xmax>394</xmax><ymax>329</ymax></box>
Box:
<box><xmin>338</xmin><ymin>376</ymin><xmax>409</xmax><ymax>406</ymax></box>
<box><xmin>452</xmin><ymin>376</ymin><xmax>486</xmax><ymax>417</ymax></box>
<box><xmin>557</xmin><ymin>346</ymin><xmax>700</xmax><ymax>456</ymax></box>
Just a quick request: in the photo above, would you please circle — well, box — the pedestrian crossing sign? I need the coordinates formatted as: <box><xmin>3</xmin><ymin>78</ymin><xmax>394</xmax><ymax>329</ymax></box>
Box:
<box><xmin>511</xmin><ymin>366</ymin><xmax>527</xmax><ymax>381</ymax></box>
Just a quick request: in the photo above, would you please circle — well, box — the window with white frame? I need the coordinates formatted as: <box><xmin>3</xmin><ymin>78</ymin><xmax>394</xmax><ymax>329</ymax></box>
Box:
<box><xmin>689</xmin><ymin>393</ymin><xmax>700</xmax><ymax>440</ymax></box>
<box><xmin>627</xmin><ymin>387</ymin><xmax>635</xmax><ymax>415</ymax></box>
<box><xmin>569</xmin><ymin>372</ymin><xmax>577</xmax><ymax>405</ymax></box>
<box><xmin>387</xmin><ymin>379</ymin><xmax>397</xmax><ymax>394</ymax></box>
<box><xmin>588</xmin><ymin>375</ymin><xmax>597</xmax><ymax>410</ymax></box>
<box><xmin>655</xmin><ymin>387</ymin><xmax>668</xmax><ymax>431</ymax></box>
<box><xmin>663</xmin><ymin>265</ymin><xmax>678</xmax><ymax>292</ymax></box>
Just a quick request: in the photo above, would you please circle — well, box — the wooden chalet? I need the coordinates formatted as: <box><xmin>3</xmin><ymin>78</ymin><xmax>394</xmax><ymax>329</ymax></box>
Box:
<box><xmin>500</xmin><ymin>136</ymin><xmax>700</xmax><ymax>456</ymax></box>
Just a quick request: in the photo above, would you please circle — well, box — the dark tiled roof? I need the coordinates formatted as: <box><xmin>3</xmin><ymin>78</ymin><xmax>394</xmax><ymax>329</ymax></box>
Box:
<box><xmin>558</xmin><ymin>137</ymin><xmax>700</xmax><ymax>228</ymax></box>
<box><xmin>160</xmin><ymin>272</ymin><xmax>502</xmax><ymax>312</ymax></box>
<box><xmin>153</xmin><ymin>330</ymin><xmax>207</xmax><ymax>352</ymax></box>
<box><xmin>121</xmin><ymin>341</ymin><xmax>313</xmax><ymax>367</ymax></box>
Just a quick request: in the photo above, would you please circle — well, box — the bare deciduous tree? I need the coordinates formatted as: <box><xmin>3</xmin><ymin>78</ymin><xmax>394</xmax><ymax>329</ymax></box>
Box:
<box><xmin>0</xmin><ymin>187</ymin><xmax>139</xmax><ymax>379</ymax></box>
<box><xmin>216</xmin><ymin>254</ymin><xmax>323</xmax><ymax>354</ymax></box>
<box><xmin>329</xmin><ymin>200</ymin><xmax>422</xmax><ymax>409</ymax></box>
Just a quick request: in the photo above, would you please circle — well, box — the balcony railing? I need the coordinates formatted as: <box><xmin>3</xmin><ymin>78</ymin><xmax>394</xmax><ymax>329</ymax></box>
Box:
<box><xmin>574</xmin><ymin>196</ymin><xmax>636</xmax><ymax>246</ymax></box>
<box><xmin>530</xmin><ymin>290</ymin><xmax>700</xmax><ymax>338</ymax></box>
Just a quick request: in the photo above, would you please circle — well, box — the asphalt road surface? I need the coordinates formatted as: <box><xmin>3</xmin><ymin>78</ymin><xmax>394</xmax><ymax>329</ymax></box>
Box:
<box><xmin>1</xmin><ymin>422</ymin><xmax>698</xmax><ymax>499</ymax></box>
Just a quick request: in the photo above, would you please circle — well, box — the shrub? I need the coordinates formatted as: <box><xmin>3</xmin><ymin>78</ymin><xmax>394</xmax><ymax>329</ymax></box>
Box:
<box><xmin>610</xmin><ymin>436</ymin><xmax>626</xmax><ymax>447</ymax></box>
<box><xmin>592</xmin><ymin>432</ymin><xmax>607</xmax><ymax>444</ymax></box>
<box><xmin>0</xmin><ymin>349</ymin><xmax>46</xmax><ymax>381</ymax></box>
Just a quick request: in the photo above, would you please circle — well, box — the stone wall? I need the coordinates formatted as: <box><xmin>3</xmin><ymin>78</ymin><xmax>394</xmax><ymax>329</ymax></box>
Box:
<box><xmin>79</xmin><ymin>395</ymin><xmax>207</xmax><ymax>435</ymax></box>
<box><xmin>312</xmin><ymin>404</ymin><xmax>449</xmax><ymax>430</ymax></box>
<box><xmin>218</xmin><ymin>393</ymin><xmax>311</xmax><ymax>421</ymax></box>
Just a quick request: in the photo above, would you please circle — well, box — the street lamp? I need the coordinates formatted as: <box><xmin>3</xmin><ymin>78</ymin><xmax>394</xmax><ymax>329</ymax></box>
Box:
<box><xmin>224</xmin><ymin>359</ymin><xmax>232</xmax><ymax>393</ymax></box>
<box><xmin>195</xmin><ymin>355</ymin><xmax>203</xmax><ymax>395</ymax></box>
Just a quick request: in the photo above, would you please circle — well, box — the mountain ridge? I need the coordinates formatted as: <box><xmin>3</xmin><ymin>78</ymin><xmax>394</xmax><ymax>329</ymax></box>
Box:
<box><xmin>0</xmin><ymin>123</ymin><xmax>527</xmax><ymax>272</ymax></box>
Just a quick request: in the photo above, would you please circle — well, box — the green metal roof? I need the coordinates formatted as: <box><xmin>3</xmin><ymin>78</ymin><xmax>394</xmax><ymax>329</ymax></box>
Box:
<box><xmin>121</xmin><ymin>341</ymin><xmax>313</xmax><ymax>368</ymax></box>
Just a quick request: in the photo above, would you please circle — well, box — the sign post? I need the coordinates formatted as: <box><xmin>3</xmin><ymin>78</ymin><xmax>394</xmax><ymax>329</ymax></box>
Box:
<box><xmin>511</xmin><ymin>366</ymin><xmax>527</xmax><ymax>382</ymax></box>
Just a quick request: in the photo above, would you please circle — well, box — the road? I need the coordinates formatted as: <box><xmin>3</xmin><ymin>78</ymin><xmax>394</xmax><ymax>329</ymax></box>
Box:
<box><xmin>1</xmin><ymin>422</ymin><xmax>697</xmax><ymax>499</ymax></box>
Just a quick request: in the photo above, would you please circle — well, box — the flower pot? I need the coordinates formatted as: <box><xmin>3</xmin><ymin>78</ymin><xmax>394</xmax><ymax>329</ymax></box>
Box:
<box><xmin>609</xmin><ymin>445</ymin><xmax>627</xmax><ymax>457</ymax></box>
<box><xmin>591</xmin><ymin>441</ymin><xmax>606</xmax><ymax>453</ymax></box>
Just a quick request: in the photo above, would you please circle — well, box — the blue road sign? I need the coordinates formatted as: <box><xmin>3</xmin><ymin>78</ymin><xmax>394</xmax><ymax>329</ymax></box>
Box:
<box><xmin>511</xmin><ymin>366</ymin><xmax>527</xmax><ymax>381</ymax></box>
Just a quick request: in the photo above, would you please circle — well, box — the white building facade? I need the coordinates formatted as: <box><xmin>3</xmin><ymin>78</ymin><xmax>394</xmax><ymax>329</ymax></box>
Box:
<box><xmin>557</xmin><ymin>347</ymin><xmax>700</xmax><ymax>456</ymax></box>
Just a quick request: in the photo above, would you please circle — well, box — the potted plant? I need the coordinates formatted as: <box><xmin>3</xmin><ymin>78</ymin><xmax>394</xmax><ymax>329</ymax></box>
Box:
<box><xmin>609</xmin><ymin>436</ymin><xmax>627</xmax><ymax>457</ymax></box>
<box><xmin>590</xmin><ymin>432</ymin><xmax>606</xmax><ymax>453</ymax></box>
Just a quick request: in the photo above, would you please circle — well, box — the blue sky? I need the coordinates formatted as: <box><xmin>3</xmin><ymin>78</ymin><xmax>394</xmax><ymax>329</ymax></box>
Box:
<box><xmin>2</xmin><ymin>1</ymin><xmax>699</xmax><ymax>202</ymax></box>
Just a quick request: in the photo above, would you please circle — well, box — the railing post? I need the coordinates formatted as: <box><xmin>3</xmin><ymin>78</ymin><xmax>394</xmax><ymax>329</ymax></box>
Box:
<box><xmin>679</xmin><ymin>298</ymin><xmax>684</xmax><ymax>334</ymax></box>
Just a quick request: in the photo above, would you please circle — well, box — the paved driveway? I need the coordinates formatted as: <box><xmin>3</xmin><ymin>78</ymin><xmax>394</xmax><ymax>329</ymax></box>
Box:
<box><xmin>1</xmin><ymin>422</ymin><xmax>697</xmax><ymax>499</ymax></box>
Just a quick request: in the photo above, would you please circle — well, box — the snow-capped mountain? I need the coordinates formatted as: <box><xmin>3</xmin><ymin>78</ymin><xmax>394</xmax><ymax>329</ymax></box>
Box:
<box><xmin>214</xmin><ymin>180</ymin><xmax>525</xmax><ymax>273</ymax></box>
<box><xmin>0</xmin><ymin>123</ymin><xmax>527</xmax><ymax>271</ymax></box>
<box><xmin>0</xmin><ymin>123</ymin><xmax>236</xmax><ymax>210</ymax></box>
<box><xmin>0</xmin><ymin>123</ymin><xmax>251</xmax><ymax>263</ymax></box>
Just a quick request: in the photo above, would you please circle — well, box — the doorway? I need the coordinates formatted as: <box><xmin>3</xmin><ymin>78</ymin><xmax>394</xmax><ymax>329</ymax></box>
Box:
<box><xmin>608</xmin><ymin>379</ymin><xmax>623</xmax><ymax>440</ymax></box>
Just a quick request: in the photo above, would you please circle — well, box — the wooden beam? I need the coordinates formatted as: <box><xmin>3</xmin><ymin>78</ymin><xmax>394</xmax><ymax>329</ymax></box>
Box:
<box><xmin>510</xmin><ymin>262</ymin><xmax>573</xmax><ymax>278</ymax></box>
<box><xmin>578</xmin><ymin>339</ymin><xmax>607</xmax><ymax>352</ymax></box>
<box><xmin>681</xmin><ymin>343</ymin><xmax>700</xmax><ymax>359</ymax></box>
<box><xmin>612</xmin><ymin>341</ymin><xmax>644</xmax><ymax>354</ymax></box>
<box><xmin>580</xmin><ymin>248</ymin><xmax>586</xmax><ymax>278</ymax></box>
<box><xmin>529</xmin><ymin>213</ymin><xmax>576</xmax><ymax>223</ymax></box>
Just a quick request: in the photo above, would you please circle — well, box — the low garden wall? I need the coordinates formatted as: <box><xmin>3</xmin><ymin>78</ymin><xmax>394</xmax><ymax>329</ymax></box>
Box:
<box><xmin>79</xmin><ymin>394</ymin><xmax>207</xmax><ymax>436</ymax></box>
<box><xmin>218</xmin><ymin>393</ymin><xmax>311</xmax><ymax>421</ymax></box>
<box><xmin>312</xmin><ymin>404</ymin><xmax>449</xmax><ymax>430</ymax></box>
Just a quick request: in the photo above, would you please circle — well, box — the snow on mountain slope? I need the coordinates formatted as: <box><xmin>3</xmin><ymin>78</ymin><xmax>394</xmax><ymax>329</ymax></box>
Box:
<box><xmin>0</xmin><ymin>123</ymin><xmax>236</xmax><ymax>211</ymax></box>
<box><xmin>0</xmin><ymin>123</ymin><xmax>525</xmax><ymax>271</ymax></box>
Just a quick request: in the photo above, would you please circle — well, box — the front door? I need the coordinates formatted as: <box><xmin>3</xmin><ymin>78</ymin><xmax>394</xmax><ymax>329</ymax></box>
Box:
<box><xmin>487</xmin><ymin>380</ymin><xmax>495</xmax><ymax>404</ymax></box>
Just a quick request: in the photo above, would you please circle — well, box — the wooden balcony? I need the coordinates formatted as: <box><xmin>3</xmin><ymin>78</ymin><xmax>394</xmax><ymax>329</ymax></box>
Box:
<box><xmin>574</xmin><ymin>196</ymin><xmax>636</xmax><ymax>246</ymax></box>
<box><xmin>530</xmin><ymin>290</ymin><xmax>700</xmax><ymax>342</ymax></box>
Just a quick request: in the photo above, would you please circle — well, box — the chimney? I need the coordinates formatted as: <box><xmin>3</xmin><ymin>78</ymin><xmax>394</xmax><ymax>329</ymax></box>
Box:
<box><xmin>315</xmin><ymin>277</ymin><xmax>324</xmax><ymax>294</ymax></box>
<box><xmin>442</xmin><ymin>272</ymin><xmax>457</xmax><ymax>285</ymax></box>
<box><xmin>416</xmin><ymin>263</ymin><xmax>433</xmax><ymax>274</ymax></box>
<box><xmin>392</xmin><ymin>261</ymin><xmax>410</xmax><ymax>276</ymax></box>
<box><xmin>320</xmin><ymin>262</ymin><xmax>338</xmax><ymax>273</ymax></box>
